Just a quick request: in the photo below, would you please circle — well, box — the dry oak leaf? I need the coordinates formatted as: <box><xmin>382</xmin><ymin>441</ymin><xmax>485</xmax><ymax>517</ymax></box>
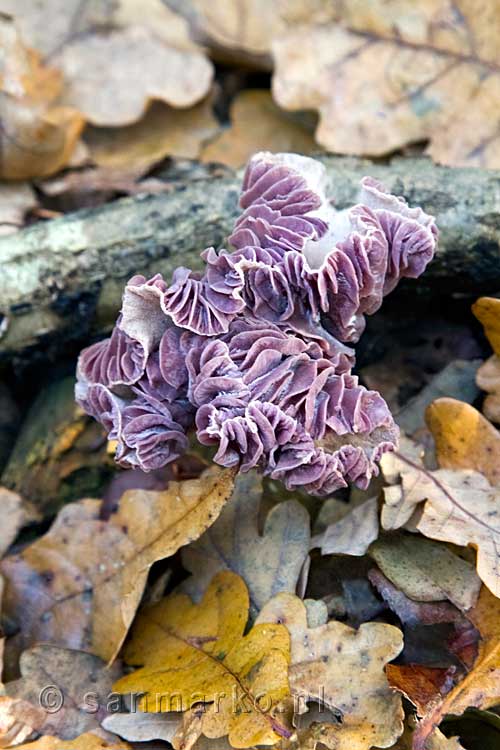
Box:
<box><xmin>425</xmin><ymin>398</ymin><xmax>500</xmax><ymax>485</ymax></box>
<box><xmin>101</xmin><ymin>712</ymin><xmax>180</xmax><ymax>744</ymax></box>
<box><xmin>181</xmin><ymin>471</ymin><xmax>310</xmax><ymax>619</ymax></box>
<box><xmin>272</xmin><ymin>0</ymin><xmax>500</xmax><ymax>168</ymax></box>
<box><xmin>0</xmin><ymin>0</ymin><xmax>214</xmax><ymax>127</ymax></box>
<box><xmin>4</xmin><ymin>646</ymin><xmax>122</xmax><ymax>741</ymax></box>
<box><xmin>14</xmin><ymin>734</ymin><xmax>130</xmax><ymax>750</ymax></box>
<box><xmin>381</xmin><ymin>453</ymin><xmax>500</xmax><ymax>597</ymax></box>
<box><xmin>473</xmin><ymin>297</ymin><xmax>500</xmax><ymax>423</ymax></box>
<box><xmin>114</xmin><ymin>571</ymin><xmax>292</xmax><ymax>748</ymax></box>
<box><xmin>0</xmin><ymin>15</ymin><xmax>83</xmax><ymax>179</ymax></box>
<box><xmin>200</xmin><ymin>90</ymin><xmax>317</xmax><ymax>168</ymax></box>
<box><xmin>0</xmin><ymin>487</ymin><xmax>39</xmax><ymax>558</ymax></box>
<box><xmin>85</xmin><ymin>98</ymin><xmax>219</xmax><ymax>172</ymax></box>
<box><xmin>0</xmin><ymin>466</ymin><xmax>234</xmax><ymax>665</ymax></box>
<box><xmin>257</xmin><ymin>593</ymin><xmax>404</xmax><ymax>750</ymax></box>
<box><xmin>412</xmin><ymin>587</ymin><xmax>500</xmax><ymax>750</ymax></box>
<box><xmin>369</xmin><ymin>533</ymin><xmax>481</xmax><ymax>612</ymax></box>
<box><xmin>311</xmin><ymin>496</ymin><xmax>379</xmax><ymax>557</ymax></box>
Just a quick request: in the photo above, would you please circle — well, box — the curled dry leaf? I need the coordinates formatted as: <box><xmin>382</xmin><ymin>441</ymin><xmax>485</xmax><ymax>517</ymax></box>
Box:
<box><xmin>272</xmin><ymin>0</ymin><xmax>500</xmax><ymax>167</ymax></box>
<box><xmin>425</xmin><ymin>398</ymin><xmax>500</xmax><ymax>485</ymax></box>
<box><xmin>311</xmin><ymin>496</ymin><xmax>379</xmax><ymax>557</ymax></box>
<box><xmin>14</xmin><ymin>734</ymin><xmax>130</xmax><ymax>750</ymax></box>
<box><xmin>200</xmin><ymin>90</ymin><xmax>317</xmax><ymax>168</ymax></box>
<box><xmin>0</xmin><ymin>15</ymin><xmax>83</xmax><ymax>179</ymax></box>
<box><xmin>369</xmin><ymin>533</ymin><xmax>481</xmax><ymax>612</ymax></box>
<box><xmin>4</xmin><ymin>646</ymin><xmax>122</xmax><ymax>741</ymax></box>
<box><xmin>181</xmin><ymin>472</ymin><xmax>310</xmax><ymax>618</ymax></box>
<box><xmin>0</xmin><ymin>184</ymin><xmax>37</xmax><ymax>236</ymax></box>
<box><xmin>257</xmin><ymin>593</ymin><xmax>404</xmax><ymax>750</ymax></box>
<box><xmin>381</xmin><ymin>453</ymin><xmax>500</xmax><ymax>598</ymax></box>
<box><xmin>0</xmin><ymin>466</ymin><xmax>234</xmax><ymax>666</ymax></box>
<box><xmin>413</xmin><ymin>587</ymin><xmax>500</xmax><ymax>750</ymax></box>
<box><xmin>85</xmin><ymin>98</ymin><xmax>219</xmax><ymax>171</ymax></box>
<box><xmin>473</xmin><ymin>297</ymin><xmax>500</xmax><ymax>423</ymax></box>
<box><xmin>114</xmin><ymin>571</ymin><xmax>292</xmax><ymax>748</ymax></box>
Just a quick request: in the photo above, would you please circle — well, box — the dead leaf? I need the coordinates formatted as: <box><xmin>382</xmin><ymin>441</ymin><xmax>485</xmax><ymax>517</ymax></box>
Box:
<box><xmin>181</xmin><ymin>472</ymin><xmax>310</xmax><ymax>618</ymax></box>
<box><xmin>101</xmin><ymin>712</ymin><xmax>180</xmax><ymax>744</ymax></box>
<box><xmin>0</xmin><ymin>466</ymin><xmax>234</xmax><ymax>666</ymax></box>
<box><xmin>85</xmin><ymin>98</ymin><xmax>218</xmax><ymax>171</ymax></box>
<box><xmin>0</xmin><ymin>488</ymin><xmax>39</xmax><ymax>558</ymax></box>
<box><xmin>413</xmin><ymin>587</ymin><xmax>500</xmax><ymax>750</ymax></box>
<box><xmin>0</xmin><ymin>183</ymin><xmax>37</xmax><ymax>236</ymax></box>
<box><xmin>0</xmin><ymin>15</ymin><xmax>83</xmax><ymax>179</ymax></box>
<box><xmin>114</xmin><ymin>571</ymin><xmax>292</xmax><ymax>748</ymax></box>
<box><xmin>369</xmin><ymin>534</ymin><xmax>481</xmax><ymax>611</ymax></box>
<box><xmin>0</xmin><ymin>0</ymin><xmax>214</xmax><ymax>127</ymax></box>
<box><xmin>14</xmin><ymin>734</ymin><xmax>130</xmax><ymax>750</ymax></box>
<box><xmin>473</xmin><ymin>297</ymin><xmax>500</xmax><ymax>423</ymax></box>
<box><xmin>257</xmin><ymin>593</ymin><xmax>404</xmax><ymax>750</ymax></box>
<box><xmin>386</xmin><ymin>664</ymin><xmax>456</xmax><ymax>717</ymax></box>
<box><xmin>4</xmin><ymin>646</ymin><xmax>122</xmax><ymax>740</ymax></box>
<box><xmin>425</xmin><ymin>398</ymin><xmax>500</xmax><ymax>485</ymax></box>
<box><xmin>311</xmin><ymin>497</ymin><xmax>379</xmax><ymax>557</ymax></box>
<box><xmin>381</xmin><ymin>454</ymin><xmax>500</xmax><ymax>598</ymax></box>
<box><xmin>476</xmin><ymin>356</ymin><xmax>500</xmax><ymax>424</ymax></box>
<box><xmin>472</xmin><ymin>297</ymin><xmax>500</xmax><ymax>356</ymax></box>
<box><xmin>272</xmin><ymin>1</ymin><xmax>500</xmax><ymax>167</ymax></box>
<box><xmin>200</xmin><ymin>90</ymin><xmax>317</xmax><ymax>168</ymax></box>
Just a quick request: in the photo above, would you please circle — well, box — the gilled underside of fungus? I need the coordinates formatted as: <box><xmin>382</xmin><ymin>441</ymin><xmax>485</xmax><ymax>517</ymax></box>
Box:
<box><xmin>76</xmin><ymin>152</ymin><xmax>438</xmax><ymax>495</ymax></box>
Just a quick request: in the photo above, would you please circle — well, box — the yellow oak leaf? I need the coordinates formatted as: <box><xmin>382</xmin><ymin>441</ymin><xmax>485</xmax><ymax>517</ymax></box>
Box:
<box><xmin>14</xmin><ymin>733</ymin><xmax>130</xmax><ymax>750</ymax></box>
<box><xmin>257</xmin><ymin>594</ymin><xmax>404</xmax><ymax>750</ymax></box>
<box><xmin>473</xmin><ymin>297</ymin><xmax>500</xmax><ymax>356</ymax></box>
<box><xmin>413</xmin><ymin>587</ymin><xmax>500</xmax><ymax>749</ymax></box>
<box><xmin>425</xmin><ymin>398</ymin><xmax>500</xmax><ymax>485</ymax></box>
<box><xmin>0</xmin><ymin>466</ymin><xmax>234</xmax><ymax>667</ymax></box>
<box><xmin>114</xmin><ymin>571</ymin><xmax>292</xmax><ymax>748</ymax></box>
<box><xmin>473</xmin><ymin>297</ymin><xmax>500</xmax><ymax>423</ymax></box>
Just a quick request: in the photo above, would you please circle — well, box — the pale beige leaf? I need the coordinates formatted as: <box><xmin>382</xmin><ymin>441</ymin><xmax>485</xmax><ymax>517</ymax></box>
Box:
<box><xmin>369</xmin><ymin>533</ymin><xmax>481</xmax><ymax>611</ymax></box>
<box><xmin>101</xmin><ymin>712</ymin><xmax>180</xmax><ymax>743</ymax></box>
<box><xmin>0</xmin><ymin>488</ymin><xmax>39</xmax><ymax>558</ymax></box>
<box><xmin>181</xmin><ymin>471</ymin><xmax>310</xmax><ymax>618</ymax></box>
<box><xmin>382</xmin><ymin>456</ymin><xmax>500</xmax><ymax>598</ymax></box>
<box><xmin>0</xmin><ymin>184</ymin><xmax>37</xmax><ymax>236</ymax></box>
<box><xmin>85</xmin><ymin>98</ymin><xmax>218</xmax><ymax>171</ymax></box>
<box><xmin>257</xmin><ymin>594</ymin><xmax>404</xmax><ymax>750</ymax></box>
<box><xmin>312</xmin><ymin>496</ymin><xmax>379</xmax><ymax>557</ymax></box>
<box><xmin>477</xmin><ymin>355</ymin><xmax>500</xmax><ymax>423</ymax></box>
<box><xmin>201</xmin><ymin>90</ymin><xmax>317</xmax><ymax>168</ymax></box>
<box><xmin>0</xmin><ymin>467</ymin><xmax>234</xmax><ymax>664</ymax></box>
<box><xmin>14</xmin><ymin>733</ymin><xmax>130</xmax><ymax>750</ymax></box>
<box><xmin>272</xmin><ymin>0</ymin><xmax>500</xmax><ymax>167</ymax></box>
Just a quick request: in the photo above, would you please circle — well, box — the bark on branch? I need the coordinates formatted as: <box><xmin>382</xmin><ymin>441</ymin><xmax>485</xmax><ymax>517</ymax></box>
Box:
<box><xmin>1</xmin><ymin>155</ymin><xmax>499</xmax><ymax>364</ymax></box>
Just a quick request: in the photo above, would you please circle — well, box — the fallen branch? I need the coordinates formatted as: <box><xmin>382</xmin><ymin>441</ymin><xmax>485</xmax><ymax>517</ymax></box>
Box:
<box><xmin>1</xmin><ymin>156</ymin><xmax>499</xmax><ymax>363</ymax></box>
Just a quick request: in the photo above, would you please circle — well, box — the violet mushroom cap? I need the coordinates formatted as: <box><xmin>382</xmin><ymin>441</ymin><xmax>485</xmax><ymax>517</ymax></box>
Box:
<box><xmin>74</xmin><ymin>151</ymin><xmax>438</xmax><ymax>495</ymax></box>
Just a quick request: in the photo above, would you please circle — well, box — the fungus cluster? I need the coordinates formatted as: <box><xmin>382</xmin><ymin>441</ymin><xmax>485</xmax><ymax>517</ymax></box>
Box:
<box><xmin>76</xmin><ymin>152</ymin><xmax>437</xmax><ymax>495</ymax></box>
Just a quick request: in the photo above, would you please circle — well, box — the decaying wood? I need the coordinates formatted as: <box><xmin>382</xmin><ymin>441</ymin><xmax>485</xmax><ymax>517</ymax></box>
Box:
<box><xmin>0</xmin><ymin>156</ymin><xmax>499</xmax><ymax>364</ymax></box>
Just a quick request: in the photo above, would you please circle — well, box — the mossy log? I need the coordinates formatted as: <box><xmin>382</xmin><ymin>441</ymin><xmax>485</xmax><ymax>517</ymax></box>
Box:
<box><xmin>1</xmin><ymin>156</ymin><xmax>499</xmax><ymax>366</ymax></box>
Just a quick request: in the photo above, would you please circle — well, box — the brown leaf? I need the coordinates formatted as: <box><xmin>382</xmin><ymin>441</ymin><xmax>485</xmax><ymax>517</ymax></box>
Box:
<box><xmin>85</xmin><ymin>98</ymin><xmax>219</xmax><ymax>172</ymax></box>
<box><xmin>272</xmin><ymin>1</ymin><xmax>500</xmax><ymax>167</ymax></box>
<box><xmin>200</xmin><ymin>90</ymin><xmax>317</xmax><ymax>168</ymax></box>
<box><xmin>386</xmin><ymin>664</ymin><xmax>456</xmax><ymax>716</ymax></box>
<box><xmin>4</xmin><ymin>646</ymin><xmax>122</xmax><ymax>740</ymax></box>
<box><xmin>425</xmin><ymin>398</ymin><xmax>500</xmax><ymax>485</ymax></box>
<box><xmin>0</xmin><ymin>16</ymin><xmax>83</xmax><ymax>179</ymax></box>
<box><xmin>257</xmin><ymin>593</ymin><xmax>404</xmax><ymax>750</ymax></box>
<box><xmin>0</xmin><ymin>466</ymin><xmax>234</xmax><ymax>667</ymax></box>
<box><xmin>413</xmin><ymin>587</ymin><xmax>500</xmax><ymax>749</ymax></box>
